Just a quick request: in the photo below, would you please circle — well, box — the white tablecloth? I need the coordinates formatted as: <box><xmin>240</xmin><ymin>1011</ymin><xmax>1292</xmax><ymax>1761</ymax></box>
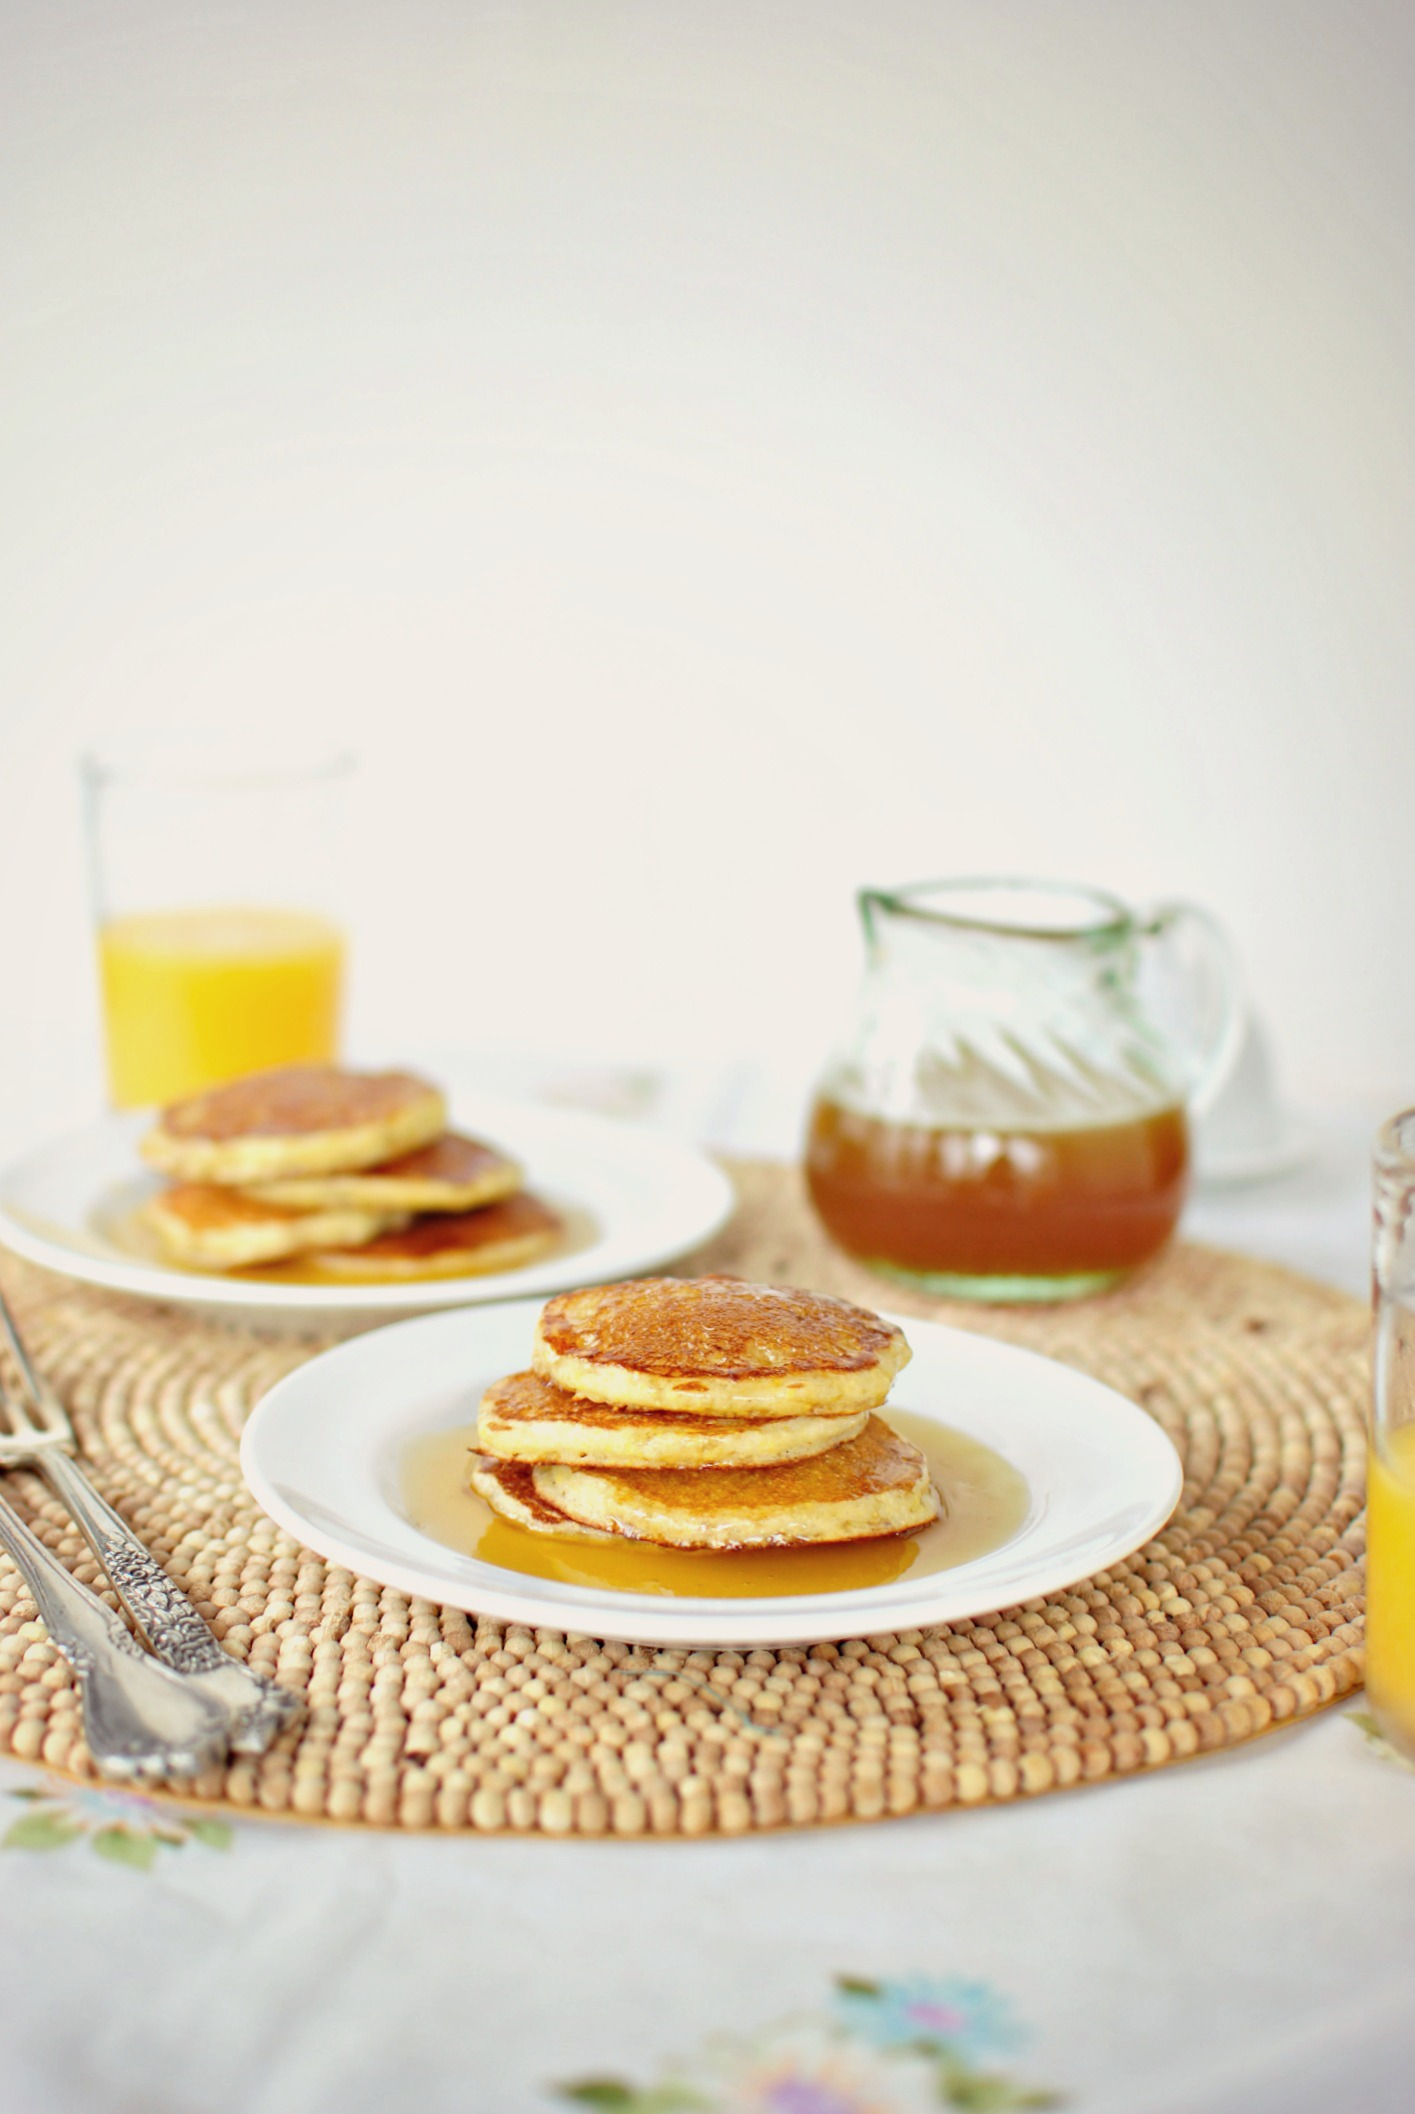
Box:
<box><xmin>0</xmin><ymin>1065</ymin><xmax>1403</xmax><ymax>2114</ymax></box>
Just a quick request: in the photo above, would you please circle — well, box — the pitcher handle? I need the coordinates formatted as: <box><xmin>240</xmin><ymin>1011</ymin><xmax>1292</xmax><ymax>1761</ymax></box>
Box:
<box><xmin>1139</xmin><ymin>901</ymin><xmax>1245</xmax><ymax>1116</ymax></box>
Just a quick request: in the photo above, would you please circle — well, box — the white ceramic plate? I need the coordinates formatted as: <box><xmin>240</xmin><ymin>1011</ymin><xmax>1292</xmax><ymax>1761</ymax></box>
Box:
<box><xmin>240</xmin><ymin>1299</ymin><xmax>1184</xmax><ymax>1647</ymax></box>
<box><xmin>0</xmin><ymin>1095</ymin><xmax>734</xmax><ymax>1327</ymax></box>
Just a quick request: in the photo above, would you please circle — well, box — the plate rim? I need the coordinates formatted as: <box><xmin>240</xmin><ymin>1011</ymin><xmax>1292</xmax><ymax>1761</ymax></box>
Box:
<box><xmin>239</xmin><ymin>1297</ymin><xmax>1185</xmax><ymax>1647</ymax></box>
<box><xmin>0</xmin><ymin>1096</ymin><xmax>736</xmax><ymax>1317</ymax></box>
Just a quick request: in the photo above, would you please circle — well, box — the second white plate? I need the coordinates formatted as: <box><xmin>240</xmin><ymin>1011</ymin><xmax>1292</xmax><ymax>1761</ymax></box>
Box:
<box><xmin>0</xmin><ymin>1093</ymin><xmax>735</xmax><ymax>1327</ymax></box>
<box><xmin>240</xmin><ymin>1299</ymin><xmax>1184</xmax><ymax>1647</ymax></box>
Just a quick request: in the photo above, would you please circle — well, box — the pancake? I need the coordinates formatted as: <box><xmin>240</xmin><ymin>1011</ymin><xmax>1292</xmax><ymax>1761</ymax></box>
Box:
<box><xmin>311</xmin><ymin>1192</ymin><xmax>564</xmax><ymax>1281</ymax></box>
<box><xmin>141</xmin><ymin>1064</ymin><xmax>446</xmax><ymax>1184</ymax></box>
<box><xmin>242</xmin><ymin>1132</ymin><xmax>523</xmax><ymax>1213</ymax></box>
<box><xmin>469</xmin><ymin>1457</ymin><xmax>617</xmax><ymax>1542</ymax></box>
<box><xmin>143</xmin><ymin>1183</ymin><xmax>404</xmax><ymax>1270</ymax></box>
<box><xmin>533</xmin><ymin>1413</ymin><xmax>938</xmax><ymax>1549</ymax></box>
<box><xmin>532</xmin><ymin>1276</ymin><xmax>910</xmax><ymax>1418</ymax></box>
<box><xmin>477</xmin><ymin>1370</ymin><xmax>869</xmax><ymax>1469</ymax></box>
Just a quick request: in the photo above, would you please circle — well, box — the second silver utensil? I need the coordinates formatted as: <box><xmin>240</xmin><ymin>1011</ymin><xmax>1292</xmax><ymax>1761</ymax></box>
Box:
<box><xmin>0</xmin><ymin>1485</ymin><xmax>233</xmax><ymax>1778</ymax></box>
<box><xmin>0</xmin><ymin>1288</ymin><xmax>299</xmax><ymax>1755</ymax></box>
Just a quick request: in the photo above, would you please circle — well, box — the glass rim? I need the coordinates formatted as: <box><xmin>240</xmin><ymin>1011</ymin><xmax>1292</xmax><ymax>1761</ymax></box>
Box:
<box><xmin>79</xmin><ymin>732</ymin><xmax>356</xmax><ymax>794</ymax></box>
<box><xmin>860</xmin><ymin>876</ymin><xmax>1135</xmax><ymax>943</ymax></box>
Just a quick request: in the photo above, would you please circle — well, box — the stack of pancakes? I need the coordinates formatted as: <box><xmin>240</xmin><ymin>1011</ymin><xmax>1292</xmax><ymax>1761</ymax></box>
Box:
<box><xmin>140</xmin><ymin>1064</ymin><xmax>563</xmax><ymax>1280</ymax></box>
<box><xmin>473</xmin><ymin>1277</ymin><xmax>939</xmax><ymax>1550</ymax></box>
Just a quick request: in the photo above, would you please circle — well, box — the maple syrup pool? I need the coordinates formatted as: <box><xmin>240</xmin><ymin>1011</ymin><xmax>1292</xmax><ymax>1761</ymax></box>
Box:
<box><xmin>399</xmin><ymin>1409</ymin><xmax>1029</xmax><ymax>1599</ymax></box>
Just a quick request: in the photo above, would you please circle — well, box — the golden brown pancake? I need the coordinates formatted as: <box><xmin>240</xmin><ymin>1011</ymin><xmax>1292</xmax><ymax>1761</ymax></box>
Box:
<box><xmin>142</xmin><ymin>1065</ymin><xmax>446</xmax><ymax>1184</ymax></box>
<box><xmin>242</xmin><ymin>1132</ymin><xmax>523</xmax><ymax>1213</ymax></box>
<box><xmin>311</xmin><ymin>1192</ymin><xmax>563</xmax><ymax>1281</ymax></box>
<box><xmin>143</xmin><ymin>1183</ymin><xmax>404</xmax><ymax>1269</ymax></box>
<box><xmin>469</xmin><ymin>1457</ymin><xmax>617</xmax><ymax>1541</ymax></box>
<box><xmin>533</xmin><ymin>1414</ymin><xmax>938</xmax><ymax>1549</ymax></box>
<box><xmin>477</xmin><ymin>1370</ymin><xmax>869</xmax><ymax>1469</ymax></box>
<box><xmin>532</xmin><ymin>1276</ymin><xmax>910</xmax><ymax>1417</ymax></box>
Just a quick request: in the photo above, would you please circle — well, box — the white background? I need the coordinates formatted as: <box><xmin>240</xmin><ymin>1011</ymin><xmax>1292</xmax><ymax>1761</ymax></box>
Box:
<box><xmin>0</xmin><ymin>27</ymin><xmax>1409</xmax><ymax>2109</ymax></box>
<box><xmin>2</xmin><ymin>1</ymin><xmax>1412</xmax><ymax>1145</ymax></box>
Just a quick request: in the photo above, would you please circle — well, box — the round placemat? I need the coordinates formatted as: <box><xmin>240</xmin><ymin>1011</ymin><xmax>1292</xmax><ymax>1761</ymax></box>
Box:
<box><xmin>0</xmin><ymin>1161</ymin><xmax>1366</xmax><ymax>1836</ymax></box>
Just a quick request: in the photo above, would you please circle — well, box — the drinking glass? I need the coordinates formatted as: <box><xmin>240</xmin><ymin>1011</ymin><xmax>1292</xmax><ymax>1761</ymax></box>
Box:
<box><xmin>1368</xmin><ymin>1111</ymin><xmax>1415</xmax><ymax>1762</ymax></box>
<box><xmin>82</xmin><ymin>735</ymin><xmax>353</xmax><ymax>1108</ymax></box>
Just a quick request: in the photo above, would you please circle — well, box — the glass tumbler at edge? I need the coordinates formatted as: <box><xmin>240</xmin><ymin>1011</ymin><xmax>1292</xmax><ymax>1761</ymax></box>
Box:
<box><xmin>1367</xmin><ymin>1109</ymin><xmax>1415</xmax><ymax>1762</ymax></box>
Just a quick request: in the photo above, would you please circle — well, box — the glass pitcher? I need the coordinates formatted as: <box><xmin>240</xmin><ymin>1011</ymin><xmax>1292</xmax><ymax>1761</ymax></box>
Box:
<box><xmin>805</xmin><ymin>878</ymin><xmax>1241</xmax><ymax>1302</ymax></box>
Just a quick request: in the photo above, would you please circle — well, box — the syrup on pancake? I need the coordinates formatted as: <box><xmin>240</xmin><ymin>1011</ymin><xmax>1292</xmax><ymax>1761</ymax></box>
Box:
<box><xmin>144</xmin><ymin>1182</ymin><xmax>403</xmax><ymax>1268</ymax></box>
<box><xmin>477</xmin><ymin>1369</ymin><xmax>868</xmax><ymax>1469</ymax></box>
<box><xmin>310</xmin><ymin>1192</ymin><xmax>564</xmax><ymax>1280</ymax></box>
<box><xmin>532</xmin><ymin>1276</ymin><xmax>910</xmax><ymax>1417</ymax></box>
<box><xmin>244</xmin><ymin>1131</ymin><xmax>523</xmax><ymax>1212</ymax></box>
<box><xmin>532</xmin><ymin>1412</ymin><xmax>938</xmax><ymax>1549</ymax></box>
<box><xmin>142</xmin><ymin>1063</ymin><xmax>447</xmax><ymax>1182</ymax></box>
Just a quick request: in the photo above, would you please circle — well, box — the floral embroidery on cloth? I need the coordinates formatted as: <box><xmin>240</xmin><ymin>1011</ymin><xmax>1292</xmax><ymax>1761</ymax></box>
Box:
<box><xmin>554</xmin><ymin>1975</ymin><xmax>1061</xmax><ymax>2110</ymax></box>
<box><xmin>2</xmin><ymin>1775</ymin><xmax>232</xmax><ymax>1867</ymax></box>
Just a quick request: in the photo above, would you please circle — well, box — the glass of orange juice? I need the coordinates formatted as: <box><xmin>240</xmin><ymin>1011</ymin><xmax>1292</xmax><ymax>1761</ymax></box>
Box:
<box><xmin>82</xmin><ymin>735</ymin><xmax>353</xmax><ymax>1108</ymax></box>
<box><xmin>1368</xmin><ymin>1109</ymin><xmax>1415</xmax><ymax>1761</ymax></box>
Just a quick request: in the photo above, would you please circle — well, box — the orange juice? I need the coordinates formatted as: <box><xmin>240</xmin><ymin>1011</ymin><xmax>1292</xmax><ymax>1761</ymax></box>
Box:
<box><xmin>1366</xmin><ymin>1421</ymin><xmax>1415</xmax><ymax>1758</ymax></box>
<box><xmin>98</xmin><ymin>906</ymin><xmax>344</xmax><ymax>1108</ymax></box>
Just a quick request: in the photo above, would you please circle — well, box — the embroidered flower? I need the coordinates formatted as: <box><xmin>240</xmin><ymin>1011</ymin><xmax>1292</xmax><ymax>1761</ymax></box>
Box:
<box><xmin>668</xmin><ymin>2022</ymin><xmax>938</xmax><ymax>2114</ymax></box>
<box><xmin>554</xmin><ymin>1980</ymin><xmax>1059</xmax><ymax>2111</ymax></box>
<box><xmin>65</xmin><ymin>1783</ymin><xmax>172</xmax><ymax>1831</ymax></box>
<box><xmin>2</xmin><ymin>1774</ymin><xmax>231</xmax><ymax>1865</ymax></box>
<box><xmin>833</xmin><ymin>1978</ymin><xmax>1022</xmax><ymax>2064</ymax></box>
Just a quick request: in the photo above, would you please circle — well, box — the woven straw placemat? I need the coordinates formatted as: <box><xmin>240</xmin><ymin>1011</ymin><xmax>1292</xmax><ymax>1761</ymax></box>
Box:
<box><xmin>0</xmin><ymin>1160</ymin><xmax>1366</xmax><ymax>1836</ymax></box>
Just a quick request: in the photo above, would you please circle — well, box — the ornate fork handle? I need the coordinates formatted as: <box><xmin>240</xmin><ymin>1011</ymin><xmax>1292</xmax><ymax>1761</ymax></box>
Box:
<box><xmin>0</xmin><ymin>1487</ymin><xmax>231</xmax><ymax>1779</ymax></box>
<box><xmin>38</xmin><ymin>1449</ymin><xmax>300</xmax><ymax>1756</ymax></box>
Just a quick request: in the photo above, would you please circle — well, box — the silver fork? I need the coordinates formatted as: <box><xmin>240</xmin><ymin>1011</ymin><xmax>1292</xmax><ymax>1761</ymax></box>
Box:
<box><xmin>0</xmin><ymin>1484</ymin><xmax>233</xmax><ymax>1779</ymax></box>
<box><xmin>0</xmin><ymin>1289</ymin><xmax>300</xmax><ymax>1757</ymax></box>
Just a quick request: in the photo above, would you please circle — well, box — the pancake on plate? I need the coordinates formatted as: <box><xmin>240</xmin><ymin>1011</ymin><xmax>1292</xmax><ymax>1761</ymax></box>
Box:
<box><xmin>143</xmin><ymin>1183</ymin><xmax>404</xmax><ymax>1270</ymax></box>
<box><xmin>477</xmin><ymin>1369</ymin><xmax>869</xmax><ymax>1470</ymax></box>
<box><xmin>469</xmin><ymin>1457</ymin><xmax>617</xmax><ymax>1541</ymax></box>
<box><xmin>241</xmin><ymin>1132</ymin><xmax>523</xmax><ymax>1214</ymax></box>
<box><xmin>141</xmin><ymin>1064</ymin><xmax>446</xmax><ymax>1185</ymax></box>
<box><xmin>531</xmin><ymin>1276</ymin><xmax>910</xmax><ymax>1418</ymax></box>
<box><xmin>311</xmin><ymin>1192</ymin><xmax>564</xmax><ymax>1282</ymax></box>
<box><xmin>532</xmin><ymin>1413</ymin><xmax>938</xmax><ymax>1549</ymax></box>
